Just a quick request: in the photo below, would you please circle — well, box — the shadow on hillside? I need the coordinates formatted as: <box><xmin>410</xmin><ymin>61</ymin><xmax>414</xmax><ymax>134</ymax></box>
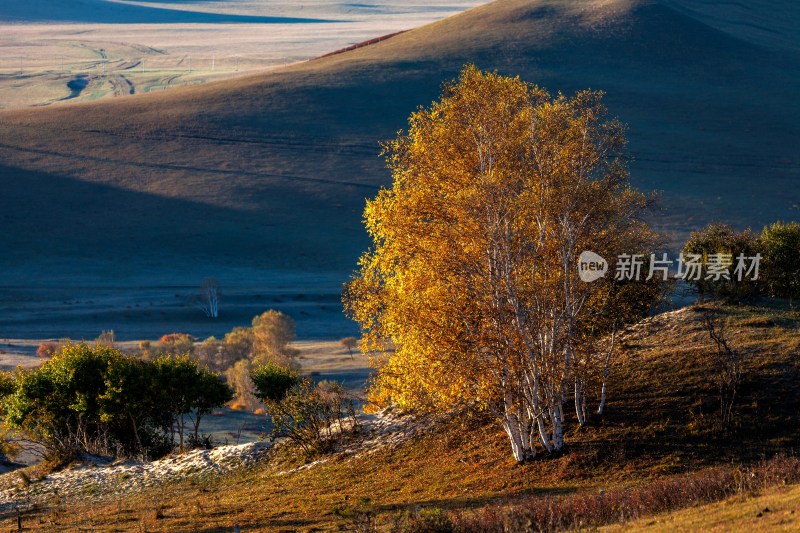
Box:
<box><xmin>373</xmin><ymin>487</ymin><xmax>579</xmax><ymax>514</ymax></box>
<box><xmin>0</xmin><ymin>163</ymin><xmax>366</xmax><ymax>338</ymax></box>
<box><xmin>0</xmin><ymin>163</ymin><xmax>365</xmax><ymax>272</ymax></box>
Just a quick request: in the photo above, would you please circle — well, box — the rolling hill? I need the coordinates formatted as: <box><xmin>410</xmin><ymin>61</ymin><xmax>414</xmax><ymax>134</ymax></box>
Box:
<box><xmin>0</xmin><ymin>0</ymin><xmax>798</xmax><ymax>339</ymax></box>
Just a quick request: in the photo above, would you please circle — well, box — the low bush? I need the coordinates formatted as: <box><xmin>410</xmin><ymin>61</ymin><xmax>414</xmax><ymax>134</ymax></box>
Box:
<box><xmin>681</xmin><ymin>223</ymin><xmax>761</xmax><ymax>302</ymax></box>
<box><xmin>152</xmin><ymin>333</ymin><xmax>196</xmax><ymax>358</ymax></box>
<box><xmin>36</xmin><ymin>342</ymin><xmax>60</xmax><ymax>358</ymax></box>
<box><xmin>0</xmin><ymin>344</ymin><xmax>231</xmax><ymax>462</ymax></box>
<box><xmin>761</xmin><ymin>221</ymin><xmax>800</xmax><ymax>306</ymax></box>
<box><xmin>252</xmin><ymin>363</ymin><xmax>360</xmax><ymax>459</ymax></box>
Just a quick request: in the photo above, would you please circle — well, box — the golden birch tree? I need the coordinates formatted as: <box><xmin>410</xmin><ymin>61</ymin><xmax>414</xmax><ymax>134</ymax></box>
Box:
<box><xmin>345</xmin><ymin>66</ymin><xmax>663</xmax><ymax>461</ymax></box>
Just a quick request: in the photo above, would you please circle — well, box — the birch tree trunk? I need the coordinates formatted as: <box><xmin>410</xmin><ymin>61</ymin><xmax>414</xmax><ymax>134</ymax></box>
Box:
<box><xmin>597</xmin><ymin>322</ymin><xmax>617</xmax><ymax>416</ymax></box>
<box><xmin>551</xmin><ymin>402</ymin><xmax>565</xmax><ymax>451</ymax></box>
<box><xmin>575</xmin><ymin>377</ymin><xmax>586</xmax><ymax>426</ymax></box>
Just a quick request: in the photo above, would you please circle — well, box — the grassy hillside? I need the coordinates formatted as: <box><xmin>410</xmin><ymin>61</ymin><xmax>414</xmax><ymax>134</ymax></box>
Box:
<box><xmin>1</xmin><ymin>303</ymin><xmax>797</xmax><ymax>530</ymax></box>
<box><xmin>1</xmin><ymin>0</ymin><xmax>799</xmax><ymax>339</ymax></box>
<box><xmin>602</xmin><ymin>483</ymin><xmax>800</xmax><ymax>532</ymax></box>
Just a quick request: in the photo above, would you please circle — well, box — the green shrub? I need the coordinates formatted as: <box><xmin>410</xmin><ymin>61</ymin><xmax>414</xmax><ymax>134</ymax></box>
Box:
<box><xmin>250</xmin><ymin>361</ymin><xmax>299</xmax><ymax>403</ymax></box>
<box><xmin>150</xmin><ymin>355</ymin><xmax>233</xmax><ymax>451</ymax></box>
<box><xmin>761</xmin><ymin>221</ymin><xmax>800</xmax><ymax>306</ymax></box>
<box><xmin>681</xmin><ymin>223</ymin><xmax>761</xmax><ymax>301</ymax></box>
<box><xmin>0</xmin><ymin>371</ymin><xmax>19</xmax><ymax>463</ymax></box>
<box><xmin>0</xmin><ymin>344</ymin><xmax>232</xmax><ymax>461</ymax></box>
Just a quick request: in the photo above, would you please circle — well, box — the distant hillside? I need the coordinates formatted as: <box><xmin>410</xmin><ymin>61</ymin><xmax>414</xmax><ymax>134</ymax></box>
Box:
<box><xmin>0</xmin><ymin>0</ymin><xmax>337</xmax><ymax>23</ymax></box>
<box><xmin>0</xmin><ymin>0</ymin><xmax>798</xmax><ymax>338</ymax></box>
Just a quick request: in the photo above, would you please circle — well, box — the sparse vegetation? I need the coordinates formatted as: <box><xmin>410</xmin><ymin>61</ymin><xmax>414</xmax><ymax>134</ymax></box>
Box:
<box><xmin>450</xmin><ymin>454</ymin><xmax>800</xmax><ymax>532</ymax></box>
<box><xmin>340</xmin><ymin>336</ymin><xmax>358</xmax><ymax>359</ymax></box>
<box><xmin>259</xmin><ymin>378</ymin><xmax>360</xmax><ymax>459</ymax></box>
<box><xmin>700</xmin><ymin>307</ymin><xmax>742</xmax><ymax>430</ymax></box>
<box><xmin>250</xmin><ymin>360</ymin><xmax>359</xmax><ymax>459</ymax></box>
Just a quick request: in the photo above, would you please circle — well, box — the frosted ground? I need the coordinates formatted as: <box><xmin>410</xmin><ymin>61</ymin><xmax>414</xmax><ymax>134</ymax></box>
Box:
<box><xmin>0</xmin><ymin>1</ymin><xmax>490</xmax><ymax>344</ymax></box>
<box><xmin>0</xmin><ymin>0</ymin><xmax>490</xmax><ymax>108</ymax></box>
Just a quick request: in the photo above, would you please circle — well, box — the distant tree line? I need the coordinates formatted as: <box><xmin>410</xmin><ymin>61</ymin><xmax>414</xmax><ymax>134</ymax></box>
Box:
<box><xmin>129</xmin><ymin>310</ymin><xmax>301</xmax><ymax>412</ymax></box>
<box><xmin>682</xmin><ymin>221</ymin><xmax>800</xmax><ymax>304</ymax></box>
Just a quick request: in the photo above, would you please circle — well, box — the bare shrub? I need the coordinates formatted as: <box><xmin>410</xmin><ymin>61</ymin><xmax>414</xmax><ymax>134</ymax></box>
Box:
<box><xmin>262</xmin><ymin>378</ymin><xmax>360</xmax><ymax>459</ymax></box>
<box><xmin>96</xmin><ymin>330</ymin><xmax>116</xmax><ymax>347</ymax></box>
<box><xmin>701</xmin><ymin>308</ymin><xmax>742</xmax><ymax>429</ymax></box>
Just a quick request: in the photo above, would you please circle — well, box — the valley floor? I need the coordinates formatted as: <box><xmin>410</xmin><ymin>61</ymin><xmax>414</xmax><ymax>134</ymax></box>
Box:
<box><xmin>0</xmin><ymin>0</ymin><xmax>489</xmax><ymax>109</ymax></box>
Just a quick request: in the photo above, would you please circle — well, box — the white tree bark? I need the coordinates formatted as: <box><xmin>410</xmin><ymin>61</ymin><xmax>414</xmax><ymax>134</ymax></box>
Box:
<box><xmin>597</xmin><ymin>322</ymin><xmax>617</xmax><ymax>416</ymax></box>
<box><xmin>551</xmin><ymin>403</ymin><xmax>564</xmax><ymax>451</ymax></box>
<box><xmin>197</xmin><ymin>277</ymin><xmax>220</xmax><ymax>318</ymax></box>
<box><xmin>575</xmin><ymin>377</ymin><xmax>586</xmax><ymax>426</ymax></box>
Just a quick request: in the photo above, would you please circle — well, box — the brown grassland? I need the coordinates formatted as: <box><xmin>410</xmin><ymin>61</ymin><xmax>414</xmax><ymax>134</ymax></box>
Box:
<box><xmin>1</xmin><ymin>303</ymin><xmax>798</xmax><ymax>531</ymax></box>
<box><xmin>601</xmin><ymin>482</ymin><xmax>800</xmax><ymax>532</ymax></box>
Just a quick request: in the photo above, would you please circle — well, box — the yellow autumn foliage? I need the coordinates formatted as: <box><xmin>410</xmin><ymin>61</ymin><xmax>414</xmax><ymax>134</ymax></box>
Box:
<box><xmin>345</xmin><ymin>66</ymin><xmax>663</xmax><ymax>458</ymax></box>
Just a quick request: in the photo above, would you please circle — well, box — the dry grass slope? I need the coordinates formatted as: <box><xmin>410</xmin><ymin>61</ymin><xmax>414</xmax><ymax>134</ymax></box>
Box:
<box><xmin>0</xmin><ymin>303</ymin><xmax>797</xmax><ymax>531</ymax></box>
<box><xmin>602</xmin><ymin>483</ymin><xmax>800</xmax><ymax>532</ymax></box>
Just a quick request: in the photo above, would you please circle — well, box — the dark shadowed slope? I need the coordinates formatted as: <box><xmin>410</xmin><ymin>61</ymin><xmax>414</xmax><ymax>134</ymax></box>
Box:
<box><xmin>0</xmin><ymin>0</ymin><xmax>798</xmax><ymax>338</ymax></box>
<box><xmin>664</xmin><ymin>0</ymin><xmax>800</xmax><ymax>53</ymax></box>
